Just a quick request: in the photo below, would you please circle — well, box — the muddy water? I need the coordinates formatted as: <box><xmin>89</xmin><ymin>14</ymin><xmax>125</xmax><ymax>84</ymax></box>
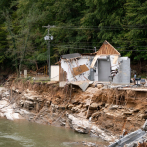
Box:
<box><xmin>0</xmin><ymin>118</ymin><xmax>108</xmax><ymax>147</ymax></box>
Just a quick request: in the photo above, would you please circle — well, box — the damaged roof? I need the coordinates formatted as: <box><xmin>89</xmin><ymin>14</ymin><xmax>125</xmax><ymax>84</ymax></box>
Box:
<box><xmin>61</xmin><ymin>53</ymin><xmax>81</xmax><ymax>59</ymax></box>
<box><xmin>96</xmin><ymin>40</ymin><xmax>120</xmax><ymax>55</ymax></box>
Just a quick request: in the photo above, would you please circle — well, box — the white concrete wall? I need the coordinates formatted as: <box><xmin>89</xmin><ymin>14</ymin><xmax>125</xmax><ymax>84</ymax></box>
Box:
<box><xmin>110</xmin><ymin>55</ymin><xmax>119</xmax><ymax>70</ymax></box>
<box><xmin>61</xmin><ymin>56</ymin><xmax>92</xmax><ymax>82</ymax></box>
<box><xmin>113</xmin><ymin>57</ymin><xmax>130</xmax><ymax>85</ymax></box>
<box><xmin>60</xmin><ymin>55</ymin><xmax>128</xmax><ymax>83</ymax></box>
<box><xmin>93</xmin><ymin>55</ymin><xmax>119</xmax><ymax>82</ymax></box>
<box><xmin>51</xmin><ymin>65</ymin><xmax>59</xmax><ymax>81</ymax></box>
<box><xmin>94</xmin><ymin>60</ymin><xmax>98</xmax><ymax>81</ymax></box>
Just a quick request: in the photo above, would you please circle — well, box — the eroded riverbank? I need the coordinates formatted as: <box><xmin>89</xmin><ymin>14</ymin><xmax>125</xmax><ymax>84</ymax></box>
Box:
<box><xmin>1</xmin><ymin>78</ymin><xmax>147</xmax><ymax>146</ymax></box>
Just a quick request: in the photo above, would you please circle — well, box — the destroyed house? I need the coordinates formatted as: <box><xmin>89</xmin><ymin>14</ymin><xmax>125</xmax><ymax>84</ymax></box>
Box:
<box><xmin>59</xmin><ymin>41</ymin><xmax>130</xmax><ymax>85</ymax></box>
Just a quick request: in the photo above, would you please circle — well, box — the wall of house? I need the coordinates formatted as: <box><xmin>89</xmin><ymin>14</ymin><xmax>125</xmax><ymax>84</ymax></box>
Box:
<box><xmin>110</xmin><ymin>55</ymin><xmax>119</xmax><ymax>70</ymax></box>
<box><xmin>113</xmin><ymin>57</ymin><xmax>130</xmax><ymax>85</ymax></box>
<box><xmin>60</xmin><ymin>55</ymin><xmax>130</xmax><ymax>84</ymax></box>
<box><xmin>94</xmin><ymin>61</ymin><xmax>98</xmax><ymax>81</ymax></box>
<box><xmin>61</xmin><ymin>56</ymin><xmax>93</xmax><ymax>82</ymax></box>
<box><xmin>93</xmin><ymin>55</ymin><xmax>119</xmax><ymax>82</ymax></box>
<box><xmin>51</xmin><ymin>65</ymin><xmax>59</xmax><ymax>81</ymax></box>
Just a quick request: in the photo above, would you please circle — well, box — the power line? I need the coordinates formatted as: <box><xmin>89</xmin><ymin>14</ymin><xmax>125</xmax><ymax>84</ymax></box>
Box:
<box><xmin>52</xmin><ymin>45</ymin><xmax>100</xmax><ymax>48</ymax></box>
<box><xmin>52</xmin><ymin>46</ymin><xmax>147</xmax><ymax>51</ymax></box>
<box><xmin>52</xmin><ymin>25</ymin><xmax>147</xmax><ymax>30</ymax></box>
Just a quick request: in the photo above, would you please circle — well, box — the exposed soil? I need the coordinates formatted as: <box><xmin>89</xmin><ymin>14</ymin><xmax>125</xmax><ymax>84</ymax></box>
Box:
<box><xmin>4</xmin><ymin>77</ymin><xmax>146</xmax><ymax>141</ymax></box>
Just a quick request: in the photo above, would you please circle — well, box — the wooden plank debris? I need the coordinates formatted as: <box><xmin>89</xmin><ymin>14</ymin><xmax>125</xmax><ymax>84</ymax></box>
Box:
<box><xmin>72</xmin><ymin>64</ymin><xmax>89</xmax><ymax>76</ymax></box>
<box><xmin>90</xmin><ymin>55</ymin><xmax>99</xmax><ymax>68</ymax></box>
<box><xmin>118</xmin><ymin>88</ymin><xmax>147</xmax><ymax>92</ymax></box>
<box><xmin>113</xmin><ymin>55</ymin><xmax>119</xmax><ymax>64</ymax></box>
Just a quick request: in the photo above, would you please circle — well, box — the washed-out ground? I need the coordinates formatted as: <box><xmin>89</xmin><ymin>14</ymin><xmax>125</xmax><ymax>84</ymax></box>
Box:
<box><xmin>1</xmin><ymin>78</ymin><xmax>147</xmax><ymax>146</ymax></box>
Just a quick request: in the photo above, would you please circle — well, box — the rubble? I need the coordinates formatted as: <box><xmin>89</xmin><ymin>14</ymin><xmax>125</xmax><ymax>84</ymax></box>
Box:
<box><xmin>142</xmin><ymin>120</ymin><xmax>147</xmax><ymax>131</ymax></box>
<box><xmin>109</xmin><ymin>129</ymin><xmax>146</xmax><ymax>147</ymax></box>
<box><xmin>67</xmin><ymin>114</ymin><xmax>116</xmax><ymax>141</ymax></box>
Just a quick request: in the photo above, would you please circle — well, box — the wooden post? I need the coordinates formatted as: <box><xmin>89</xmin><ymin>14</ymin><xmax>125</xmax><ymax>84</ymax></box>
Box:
<box><xmin>46</xmin><ymin>65</ymin><xmax>48</xmax><ymax>75</ymax></box>
<box><xmin>11</xmin><ymin>86</ymin><xmax>12</xmax><ymax>100</ymax></box>
<box><xmin>86</xmin><ymin>97</ymin><xmax>92</xmax><ymax>119</ymax></box>
<box><xmin>69</xmin><ymin>84</ymin><xmax>72</xmax><ymax>102</ymax></box>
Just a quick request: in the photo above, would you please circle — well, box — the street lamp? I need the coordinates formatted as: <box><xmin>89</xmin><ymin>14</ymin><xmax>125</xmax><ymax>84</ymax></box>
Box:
<box><xmin>44</xmin><ymin>34</ymin><xmax>53</xmax><ymax>80</ymax></box>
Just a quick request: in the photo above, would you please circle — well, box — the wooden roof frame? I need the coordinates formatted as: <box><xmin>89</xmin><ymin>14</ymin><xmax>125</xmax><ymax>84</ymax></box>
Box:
<box><xmin>96</xmin><ymin>40</ymin><xmax>120</xmax><ymax>56</ymax></box>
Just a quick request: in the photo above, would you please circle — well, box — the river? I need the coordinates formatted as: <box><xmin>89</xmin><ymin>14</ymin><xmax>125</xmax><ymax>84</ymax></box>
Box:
<box><xmin>0</xmin><ymin>118</ymin><xmax>108</xmax><ymax>147</ymax></box>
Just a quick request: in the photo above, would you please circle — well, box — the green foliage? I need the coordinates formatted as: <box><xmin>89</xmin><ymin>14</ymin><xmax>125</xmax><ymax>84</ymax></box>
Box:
<box><xmin>0</xmin><ymin>0</ymin><xmax>147</xmax><ymax>73</ymax></box>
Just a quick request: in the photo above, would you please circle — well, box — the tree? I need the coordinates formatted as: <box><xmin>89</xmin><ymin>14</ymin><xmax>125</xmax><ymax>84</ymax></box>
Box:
<box><xmin>124</xmin><ymin>0</ymin><xmax>147</xmax><ymax>61</ymax></box>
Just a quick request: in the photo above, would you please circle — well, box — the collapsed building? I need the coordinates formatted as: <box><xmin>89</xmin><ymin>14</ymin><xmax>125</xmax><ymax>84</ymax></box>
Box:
<box><xmin>58</xmin><ymin>41</ymin><xmax>130</xmax><ymax>89</ymax></box>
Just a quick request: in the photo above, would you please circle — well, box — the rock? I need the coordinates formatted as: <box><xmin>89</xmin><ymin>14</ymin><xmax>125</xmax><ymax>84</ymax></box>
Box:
<box><xmin>71</xmin><ymin>99</ymin><xmax>80</xmax><ymax>105</ymax></box>
<box><xmin>91</xmin><ymin>111</ymin><xmax>101</xmax><ymax>118</ymax></box>
<box><xmin>127</xmin><ymin>117</ymin><xmax>132</xmax><ymax>121</ymax></box>
<box><xmin>133</xmin><ymin>109</ymin><xmax>140</xmax><ymax>113</ymax></box>
<box><xmin>82</xmin><ymin>141</ymin><xmax>97</xmax><ymax>147</ymax></box>
<box><xmin>142</xmin><ymin>120</ymin><xmax>147</xmax><ymax>131</ymax></box>
<box><xmin>55</xmin><ymin>98</ymin><xmax>60</xmax><ymax>103</ymax></box>
<box><xmin>68</xmin><ymin>104</ymin><xmax>74</xmax><ymax>110</ymax></box>
<box><xmin>45</xmin><ymin>101</ymin><xmax>50</xmax><ymax>107</ymax></box>
<box><xmin>97</xmin><ymin>84</ymin><xmax>103</xmax><ymax>89</ymax></box>
<box><xmin>77</xmin><ymin>111</ymin><xmax>86</xmax><ymax>118</ymax></box>
<box><xmin>83</xmin><ymin>104</ymin><xmax>88</xmax><ymax>108</ymax></box>
<box><xmin>76</xmin><ymin>104</ymin><xmax>82</xmax><ymax>109</ymax></box>
<box><xmin>89</xmin><ymin>103</ymin><xmax>99</xmax><ymax>110</ymax></box>
<box><xmin>123</xmin><ymin>112</ymin><xmax>132</xmax><ymax>115</ymax></box>
<box><xmin>37</xmin><ymin>97</ymin><xmax>43</xmax><ymax>102</ymax></box>
<box><xmin>141</xmin><ymin>114</ymin><xmax>147</xmax><ymax>119</ymax></box>
<box><xmin>105</xmin><ymin>124</ymin><xmax>114</xmax><ymax>129</ymax></box>
<box><xmin>51</xmin><ymin>104</ymin><xmax>58</xmax><ymax>113</ymax></box>
<box><xmin>60</xmin><ymin>118</ymin><xmax>66</xmax><ymax>126</ymax></box>
<box><xmin>85</xmin><ymin>87</ymin><xmax>101</xmax><ymax>94</ymax></box>
<box><xmin>118</xmin><ymin>106</ymin><xmax>124</xmax><ymax>109</ymax></box>
<box><xmin>24</xmin><ymin>100</ymin><xmax>35</xmax><ymax>110</ymax></box>
<box><xmin>105</xmin><ymin>104</ymin><xmax>109</xmax><ymax>108</ymax></box>
<box><xmin>71</xmin><ymin>107</ymin><xmax>80</xmax><ymax>113</ymax></box>
<box><xmin>19</xmin><ymin>100</ymin><xmax>25</xmax><ymax>107</ymax></box>
<box><xmin>84</xmin><ymin>99</ymin><xmax>91</xmax><ymax>107</ymax></box>
<box><xmin>58</xmin><ymin>105</ymin><xmax>66</xmax><ymax>110</ymax></box>
<box><xmin>67</xmin><ymin>114</ymin><xmax>115</xmax><ymax>141</ymax></box>
<box><xmin>109</xmin><ymin>105</ymin><xmax>118</xmax><ymax>110</ymax></box>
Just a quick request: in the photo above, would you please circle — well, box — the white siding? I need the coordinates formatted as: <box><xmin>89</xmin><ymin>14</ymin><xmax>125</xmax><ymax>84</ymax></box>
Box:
<box><xmin>51</xmin><ymin>65</ymin><xmax>59</xmax><ymax>81</ymax></box>
<box><xmin>61</xmin><ymin>56</ymin><xmax>92</xmax><ymax>82</ymax></box>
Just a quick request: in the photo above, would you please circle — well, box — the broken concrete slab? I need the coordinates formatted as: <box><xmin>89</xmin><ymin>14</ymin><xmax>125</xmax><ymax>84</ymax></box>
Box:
<box><xmin>71</xmin><ymin>81</ymin><xmax>92</xmax><ymax>92</ymax></box>
<box><xmin>109</xmin><ymin>129</ymin><xmax>146</xmax><ymax>147</ymax></box>
<box><xmin>142</xmin><ymin>120</ymin><xmax>147</xmax><ymax>131</ymax></box>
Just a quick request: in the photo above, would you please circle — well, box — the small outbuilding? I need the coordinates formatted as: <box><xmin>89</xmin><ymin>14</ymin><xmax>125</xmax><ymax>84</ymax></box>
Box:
<box><xmin>91</xmin><ymin>40</ymin><xmax>130</xmax><ymax>84</ymax></box>
<box><xmin>58</xmin><ymin>40</ymin><xmax>130</xmax><ymax>85</ymax></box>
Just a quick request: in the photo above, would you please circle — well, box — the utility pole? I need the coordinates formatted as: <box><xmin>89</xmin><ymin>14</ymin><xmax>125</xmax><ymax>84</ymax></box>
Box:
<box><xmin>94</xmin><ymin>47</ymin><xmax>96</xmax><ymax>52</ymax></box>
<box><xmin>42</xmin><ymin>24</ymin><xmax>54</xmax><ymax>80</ymax></box>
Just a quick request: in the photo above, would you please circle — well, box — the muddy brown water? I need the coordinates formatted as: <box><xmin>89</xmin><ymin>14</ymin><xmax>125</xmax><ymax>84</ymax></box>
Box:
<box><xmin>0</xmin><ymin>118</ymin><xmax>108</xmax><ymax>147</ymax></box>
